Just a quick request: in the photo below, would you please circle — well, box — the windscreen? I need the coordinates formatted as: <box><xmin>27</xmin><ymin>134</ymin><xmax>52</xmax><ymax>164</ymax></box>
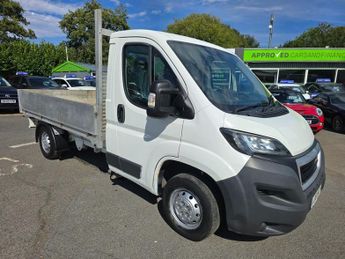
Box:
<box><xmin>320</xmin><ymin>83</ymin><xmax>345</xmax><ymax>92</ymax></box>
<box><xmin>291</xmin><ymin>86</ymin><xmax>306</xmax><ymax>94</ymax></box>
<box><xmin>272</xmin><ymin>91</ymin><xmax>305</xmax><ymax>104</ymax></box>
<box><xmin>168</xmin><ymin>41</ymin><xmax>270</xmax><ymax>112</ymax></box>
<box><xmin>28</xmin><ymin>77</ymin><xmax>59</xmax><ymax>88</ymax></box>
<box><xmin>0</xmin><ymin>77</ymin><xmax>11</xmax><ymax>87</ymax></box>
<box><xmin>68</xmin><ymin>79</ymin><xmax>91</xmax><ymax>87</ymax></box>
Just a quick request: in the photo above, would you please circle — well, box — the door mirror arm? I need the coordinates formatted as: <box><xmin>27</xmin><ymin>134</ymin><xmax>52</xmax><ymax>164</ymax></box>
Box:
<box><xmin>147</xmin><ymin>80</ymin><xmax>179</xmax><ymax>118</ymax></box>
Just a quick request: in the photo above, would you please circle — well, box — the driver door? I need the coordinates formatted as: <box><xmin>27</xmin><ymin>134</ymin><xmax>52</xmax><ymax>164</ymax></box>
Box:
<box><xmin>107</xmin><ymin>39</ymin><xmax>184</xmax><ymax>190</ymax></box>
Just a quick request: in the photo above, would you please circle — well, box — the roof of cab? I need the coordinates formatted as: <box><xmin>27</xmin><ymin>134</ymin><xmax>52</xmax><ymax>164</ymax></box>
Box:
<box><xmin>110</xmin><ymin>29</ymin><xmax>226</xmax><ymax>51</ymax></box>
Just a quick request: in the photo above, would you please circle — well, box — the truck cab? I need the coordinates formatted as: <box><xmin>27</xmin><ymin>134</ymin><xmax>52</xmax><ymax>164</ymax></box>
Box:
<box><xmin>104</xmin><ymin>30</ymin><xmax>325</xmax><ymax>239</ymax></box>
<box><xmin>19</xmin><ymin>18</ymin><xmax>325</xmax><ymax>241</ymax></box>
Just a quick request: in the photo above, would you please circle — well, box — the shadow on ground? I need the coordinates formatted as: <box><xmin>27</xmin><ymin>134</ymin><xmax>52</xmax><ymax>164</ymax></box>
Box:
<box><xmin>322</xmin><ymin>124</ymin><xmax>345</xmax><ymax>135</ymax></box>
<box><xmin>60</xmin><ymin>148</ymin><xmax>157</xmax><ymax>205</ymax></box>
<box><xmin>60</xmin><ymin>147</ymin><xmax>109</xmax><ymax>173</ymax></box>
<box><xmin>0</xmin><ymin>110</ymin><xmax>20</xmax><ymax>115</ymax></box>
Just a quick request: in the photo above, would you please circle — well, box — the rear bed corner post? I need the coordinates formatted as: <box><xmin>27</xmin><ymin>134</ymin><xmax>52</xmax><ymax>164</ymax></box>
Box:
<box><xmin>95</xmin><ymin>9</ymin><xmax>104</xmax><ymax>149</ymax></box>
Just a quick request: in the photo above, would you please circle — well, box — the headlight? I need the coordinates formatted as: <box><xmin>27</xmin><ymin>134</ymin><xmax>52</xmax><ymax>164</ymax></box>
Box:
<box><xmin>220</xmin><ymin>128</ymin><xmax>291</xmax><ymax>156</ymax></box>
<box><xmin>316</xmin><ymin>108</ymin><xmax>323</xmax><ymax>116</ymax></box>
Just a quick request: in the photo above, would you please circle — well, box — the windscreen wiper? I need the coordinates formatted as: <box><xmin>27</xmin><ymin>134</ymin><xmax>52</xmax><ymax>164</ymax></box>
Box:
<box><xmin>234</xmin><ymin>95</ymin><xmax>275</xmax><ymax>113</ymax></box>
<box><xmin>234</xmin><ymin>104</ymin><xmax>265</xmax><ymax>113</ymax></box>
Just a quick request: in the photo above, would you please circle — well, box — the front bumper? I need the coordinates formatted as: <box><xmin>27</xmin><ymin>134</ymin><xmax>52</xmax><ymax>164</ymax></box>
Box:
<box><xmin>218</xmin><ymin>140</ymin><xmax>325</xmax><ymax>236</ymax></box>
<box><xmin>311</xmin><ymin>124</ymin><xmax>323</xmax><ymax>133</ymax></box>
<box><xmin>0</xmin><ymin>97</ymin><xmax>19</xmax><ymax>110</ymax></box>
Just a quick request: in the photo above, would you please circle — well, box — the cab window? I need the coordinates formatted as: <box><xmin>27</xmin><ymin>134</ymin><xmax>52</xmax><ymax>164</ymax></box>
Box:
<box><xmin>124</xmin><ymin>45</ymin><xmax>150</xmax><ymax>107</ymax></box>
<box><xmin>153</xmin><ymin>48</ymin><xmax>179</xmax><ymax>87</ymax></box>
<box><xmin>54</xmin><ymin>79</ymin><xmax>65</xmax><ymax>86</ymax></box>
<box><xmin>10</xmin><ymin>76</ymin><xmax>23</xmax><ymax>88</ymax></box>
<box><xmin>123</xmin><ymin>44</ymin><xmax>179</xmax><ymax>108</ymax></box>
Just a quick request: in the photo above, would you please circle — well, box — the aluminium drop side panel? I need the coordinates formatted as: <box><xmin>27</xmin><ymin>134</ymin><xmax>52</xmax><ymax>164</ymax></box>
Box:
<box><xmin>19</xmin><ymin>90</ymin><xmax>98</xmax><ymax>139</ymax></box>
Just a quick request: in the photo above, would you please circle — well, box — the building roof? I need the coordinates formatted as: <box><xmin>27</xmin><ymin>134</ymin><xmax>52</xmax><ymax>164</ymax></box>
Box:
<box><xmin>52</xmin><ymin>61</ymin><xmax>91</xmax><ymax>73</ymax></box>
<box><xmin>76</xmin><ymin>62</ymin><xmax>107</xmax><ymax>72</ymax></box>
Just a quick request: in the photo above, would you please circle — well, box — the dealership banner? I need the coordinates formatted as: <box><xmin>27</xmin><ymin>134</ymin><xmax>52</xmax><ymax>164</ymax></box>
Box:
<box><xmin>243</xmin><ymin>49</ymin><xmax>345</xmax><ymax>62</ymax></box>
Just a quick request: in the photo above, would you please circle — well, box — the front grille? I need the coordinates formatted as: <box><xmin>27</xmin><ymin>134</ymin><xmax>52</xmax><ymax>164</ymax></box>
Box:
<box><xmin>302</xmin><ymin>115</ymin><xmax>319</xmax><ymax>125</ymax></box>
<box><xmin>300</xmin><ymin>157</ymin><xmax>318</xmax><ymax>184</ymax></box>
<box><xmin>0</xmin><ymin>93</ymin><xmax>17</xmax><ymax>98</ymax></box>
<box><xmin>296</xmin><ymin>142</ymin><xmax>321</xmax><ymax>191</ymax></box>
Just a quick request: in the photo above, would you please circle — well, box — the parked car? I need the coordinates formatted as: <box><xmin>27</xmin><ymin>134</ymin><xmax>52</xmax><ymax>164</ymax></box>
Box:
<box><xmin>268</xmin><ymin>81</ymin><xmax>311</xmax><ymax>100</ymax></box>
<box><xmin>52</xmin><ymin>77</ymin><xmax>96</xmax><ymax>90</ymax></box>
<box><xmin>0</xmin><ymin>76</ymin><xmax>18</xmax><ymax>111</ymax></box>
<box><xmin>84</xmin><ymin>76</ymin><xmax>96</xmax><ymax>87</ymax></box>
<box><xmin>271</xmin><ymin>89</ymin><xmax>324</xmax><ymax>133</ymax></box>
<box><xmin>309</xmin><ymin>92</ymin><xmax>345</xmax><ymax>132</ymax></box>
<box><xmin>9</xmin><ymin>73</ymin><xmax>60</xmax><ymax>89</ymax></box>
<box><xmin>304</xmin><ymin>79</ymin><xmax>345</xmax><ymax>98</ymax></box>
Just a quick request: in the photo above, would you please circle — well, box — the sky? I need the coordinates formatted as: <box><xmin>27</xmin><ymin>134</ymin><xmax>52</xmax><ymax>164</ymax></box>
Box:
<box><xmin>17</xmin><ymin>0</ymin><xmax>345</xmax><ymax>47</ymax></box>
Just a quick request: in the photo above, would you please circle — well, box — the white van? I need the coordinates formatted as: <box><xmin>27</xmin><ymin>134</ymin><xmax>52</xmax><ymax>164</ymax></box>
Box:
<box><xmin>18</xmin><ymin>10</ymin><xmax>325</xmax><ymax>241</ymax></box>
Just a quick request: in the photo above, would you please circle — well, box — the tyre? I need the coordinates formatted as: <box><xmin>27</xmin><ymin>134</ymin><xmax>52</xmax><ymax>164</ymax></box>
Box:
<box><xmin>162</xmin><ymin>173</ymin><xmax>220</xmax><ymax>241</ymax></box>
<box><xmin>38</xmin><ymin>125</ymin><xmax>59</xmax><ymax>160</ymax></box>
<box><xmin>332</xmin><ymin>115</ymin><xmax>344</xmax><ymax>133</ymax></box>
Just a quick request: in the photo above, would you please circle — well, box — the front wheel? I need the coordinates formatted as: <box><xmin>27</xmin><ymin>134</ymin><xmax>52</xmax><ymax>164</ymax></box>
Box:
<box><xmin>38</xmin><ymin>126</ymin><xmax>59</xmax><ymax>160</ymax></box>
<box><xmin>332</xmin><ymin>115</ymin><xmax>344</xmax><ymax>133</ymax></box>
<box><xmin>162</xmin><ymin>173</ymin><xmax>220</xmax><ymax>241</ymax></box>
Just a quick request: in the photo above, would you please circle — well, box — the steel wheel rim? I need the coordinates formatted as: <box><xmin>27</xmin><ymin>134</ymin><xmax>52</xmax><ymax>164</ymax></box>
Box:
<box><xmin>169</xmin><ymin>188</ymin><xmax>202</xmax><ymax>230</ymax></box>
<box><xmin>41</xmin><ymin>132</ymin><xmax>51</xmax><ymax>154</ymax></box>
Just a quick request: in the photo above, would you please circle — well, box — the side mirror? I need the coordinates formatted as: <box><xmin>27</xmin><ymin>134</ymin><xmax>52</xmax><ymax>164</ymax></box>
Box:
<box><xmin>61</xmin><ymin>84</ymin><xmax>68</xmax><ymax>89</ymax></box>
<box><xmin>147</xmin><ymin>80</ymin><xmax>179</xmax><ymax>118</ymax></box>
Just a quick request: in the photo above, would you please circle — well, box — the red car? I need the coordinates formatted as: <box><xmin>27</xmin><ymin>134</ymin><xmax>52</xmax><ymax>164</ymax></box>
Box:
<box><xmin>271</xmin><ymin>89</ymin><xmax>324</xmax><ymax>133</ymax></box>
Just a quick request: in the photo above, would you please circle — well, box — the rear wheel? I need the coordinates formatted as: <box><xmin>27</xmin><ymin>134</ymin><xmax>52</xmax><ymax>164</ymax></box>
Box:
<box><xmin>38</xmin><ymin>126</ymin><xmax>59</xmax><ymax>159</ymax></box>
<box><xmin>332</xmin><ymin>115</ymin><xmax>344</xmax><ymax>132</ymax></box>
<box><xmin>162</xmin><ymin>173</ymin><xmax>220</xmax><ymax>241</ymax></box>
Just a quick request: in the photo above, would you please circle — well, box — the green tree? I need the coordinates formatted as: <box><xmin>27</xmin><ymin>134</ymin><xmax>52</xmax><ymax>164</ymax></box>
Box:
<box><xmin>59</xmin><ymin>0</ymin><xmax>129</xmax><ymax>64</ymax></box>
<box><xmin>0</xmin><ymin>41</ymin><xmax>66</xmax><ymax>77</ymax></box>
<box><xmin>241</xmin><ymin>35</ymin><xmax>259</xmax><ymax>48</ymax></box>
<box><xmin>284</xmin><ymin>23</ymin><xmax>345</xmax><ymax>47</ymax></box>
<box><xmin>167</xmin><ymin>14</ymin><xmax>259</xmax><ymax>48</ymax></box>
<box><xmin>0</xmin><ymin>0</ymin><xmax>36</xmax><ymax>42</ymax></box>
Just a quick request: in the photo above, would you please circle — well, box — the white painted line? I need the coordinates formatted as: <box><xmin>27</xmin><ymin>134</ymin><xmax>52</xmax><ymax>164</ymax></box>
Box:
<box><xmin>0</xmin><ymin>163</ymin><xmax>33</xmax><ymax>177</ymax></box>
<box><xmin>9</xmin><ymin>142</ymin><xmax>37</xmax><ymax>149</ymax></box>
<box><xmin>0</xmin><ymin>157</ymin><xmax>33</xmax><ymax>176</ymax></box>
<box><xmin>0</xmin><ymin>157</ymin><xmax>19</xmax><ymax>162</ymax></box>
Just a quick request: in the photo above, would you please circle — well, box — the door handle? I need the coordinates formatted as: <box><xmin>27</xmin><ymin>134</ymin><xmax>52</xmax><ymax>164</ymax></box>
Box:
<box><xmin>117</xmin><ymin>104</ymin><xmax>125</xmax><ymax>123</ymax></box>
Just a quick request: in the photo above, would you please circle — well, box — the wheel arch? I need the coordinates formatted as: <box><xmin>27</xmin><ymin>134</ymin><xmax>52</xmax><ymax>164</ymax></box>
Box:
<box><xmin>155</xmin><ymin>159</ymin><xmax>226</xmax><ymax>219</ymax></box>
<box><xmin>35</xmin><ymin>122</ymin><xmax>69</xmax><ymax>152</ymax></box>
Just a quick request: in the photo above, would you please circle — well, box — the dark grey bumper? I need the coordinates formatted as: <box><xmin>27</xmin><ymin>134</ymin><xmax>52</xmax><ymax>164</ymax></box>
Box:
<box><xmin>0</xmin><ymin>98</ymin><xmax>18</xmax><ymax>110</ymax></box>
<box><xmin>218</xmin><ymin>141</ymin><xmax>325</xmax><ymax>236</ymax></box>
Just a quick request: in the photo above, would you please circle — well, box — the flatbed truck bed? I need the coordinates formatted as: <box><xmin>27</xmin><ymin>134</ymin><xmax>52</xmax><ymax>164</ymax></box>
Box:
<box><xmin>19</xmin><ymin>89</ymin><xmax>105</xmax><ymax>150</ymax></box>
